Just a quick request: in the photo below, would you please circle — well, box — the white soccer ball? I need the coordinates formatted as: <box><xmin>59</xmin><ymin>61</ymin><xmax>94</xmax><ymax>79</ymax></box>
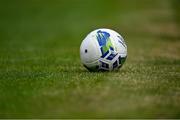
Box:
<box><xmin>80</xmin><ymin>28</ymin><xmax>127</xmax><ymax>71</ymax></box>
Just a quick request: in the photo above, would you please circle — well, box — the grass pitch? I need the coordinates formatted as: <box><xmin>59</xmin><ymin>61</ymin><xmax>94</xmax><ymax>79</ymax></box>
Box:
<box><xmin>0</xmin><ymin>0</ymin><xmax>180</xmax><ymax>118</ymax></box>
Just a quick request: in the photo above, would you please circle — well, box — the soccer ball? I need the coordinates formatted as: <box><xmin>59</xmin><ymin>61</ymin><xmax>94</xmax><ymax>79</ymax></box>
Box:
<box><xmin>80</xmin><ymin>28</ymin><xmax>127</xmax><ymax>71</ymax></box>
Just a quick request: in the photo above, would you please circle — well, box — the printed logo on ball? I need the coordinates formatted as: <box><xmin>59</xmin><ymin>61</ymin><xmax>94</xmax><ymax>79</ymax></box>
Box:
<box><xmin>96</xmin><ymin>30</ymin><xmax>114</xmax><ymax>58</ymax></box>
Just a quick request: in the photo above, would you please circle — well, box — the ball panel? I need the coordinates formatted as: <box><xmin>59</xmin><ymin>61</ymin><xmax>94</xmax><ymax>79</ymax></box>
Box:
<box><xmin>80</xmin><ymin>33</ymin><xmax>101</xmax><ymax>64</ymax></box>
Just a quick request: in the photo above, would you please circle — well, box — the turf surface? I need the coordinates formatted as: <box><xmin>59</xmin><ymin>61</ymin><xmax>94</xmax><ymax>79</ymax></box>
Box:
<box><xmin>0</xmin><ymin>0</ymin><xmax>180</xmax><ymax>118</ymax></box>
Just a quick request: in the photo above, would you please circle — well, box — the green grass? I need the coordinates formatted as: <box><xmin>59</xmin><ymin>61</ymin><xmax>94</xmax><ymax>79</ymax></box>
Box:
<box><xmin>0</xmin><ymin>0</ymin><xmax>180</xmax><ymax>118</ymax></box>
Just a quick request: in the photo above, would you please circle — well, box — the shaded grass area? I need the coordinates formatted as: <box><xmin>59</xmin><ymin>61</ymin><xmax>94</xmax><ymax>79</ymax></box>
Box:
<box><xmin>0</xmin><ymin>0</ymin><xmax>180</xmax><ymax>118</ymax></box>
